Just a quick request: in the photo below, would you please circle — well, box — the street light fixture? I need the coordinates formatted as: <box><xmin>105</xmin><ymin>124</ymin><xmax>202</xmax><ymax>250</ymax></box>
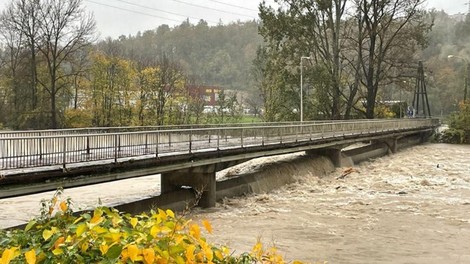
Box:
<box><xmin>448</xmin><ymin>54</ymin><xmax>468</xmax><ymax>103</ymax></box>
<box><xmin>300</xmin><ymin>56</ymin><xmax>311</xmax><ymax>122</ymax></box>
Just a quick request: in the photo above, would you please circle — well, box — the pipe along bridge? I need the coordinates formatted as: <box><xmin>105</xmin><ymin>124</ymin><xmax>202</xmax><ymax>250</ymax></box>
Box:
<box><xmin>0</xmin><ymin>119</ymin><xmax>440</xmax><ymax>207</ymax></box>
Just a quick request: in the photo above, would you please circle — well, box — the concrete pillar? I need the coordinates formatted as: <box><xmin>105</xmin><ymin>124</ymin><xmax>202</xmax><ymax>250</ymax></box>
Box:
<box><xmin>376</xmin><ymin>138</ymin><xmax>398</xmax><ymax>154</ymax></box>
<box><xmin>195</xmin><ymin>172</ymin><xmax>216</xmax><ymax>208</ymax></box>
<box><xmin>160</xmin><ymin>167</ymin><xmax>217</xmax><ymax>208</ymax></box>
<box><xmin>387</xmin><ymin>138</ymin><xmax>398</xmax><ymax>153</ymax></box>
<box><xmin>160</xmin><ymin>173</ymin><xmax>180</xmax><ymax>194</ymax></box>
<box><xmin>308</xmin><ymin>148</ymin><xmax>342</xmax><ymax>167</ymax></box>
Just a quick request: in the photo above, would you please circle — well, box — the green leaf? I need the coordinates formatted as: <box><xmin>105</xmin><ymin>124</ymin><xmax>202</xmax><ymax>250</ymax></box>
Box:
<box><xmin>169</xmin><ymin>245</ymin><xmax>185</xmax><ymax>255</ymax></box>
<box><xmin>25</xmin><ymin>220</ymin><xmax>37</xmax><ymax>232</ymax></box>
<box><xmin>106</xmin><ymin>244</ymin><xmax>122</xmax><ymax>259</ymax></box>
<box><xmin>82</xmin><ymin>213</ymin><xmax>91</xmax><ymax>221</ymax></box>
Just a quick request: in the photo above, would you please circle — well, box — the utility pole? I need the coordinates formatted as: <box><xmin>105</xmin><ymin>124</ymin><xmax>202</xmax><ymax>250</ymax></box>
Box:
<box><xmin>412</xmin><ymin>61</ymin><xmax>432</xmax><ymax>117</ymax></box>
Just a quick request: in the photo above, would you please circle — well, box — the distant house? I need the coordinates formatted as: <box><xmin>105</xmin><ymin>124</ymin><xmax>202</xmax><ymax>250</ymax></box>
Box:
<box><xmin>186</xmin><ymin>85</ymin><xmax>222</xmax><ymax>106</ymax></box>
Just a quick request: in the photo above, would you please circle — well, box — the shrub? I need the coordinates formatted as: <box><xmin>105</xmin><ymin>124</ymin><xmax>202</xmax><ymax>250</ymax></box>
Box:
<box><xmin>437</xmin><ymin>128</ymin><xmax>465</xmax><ymax>144</ymax></box>
<box><xmin>439</xmin><ymin>102</ymin><xmax>470</xmax><ymax>144</ymax></box>
<box><xmin>0</xmin><ymin>191</ymin><xmax>297</xmax><ymax>264</ymax></box>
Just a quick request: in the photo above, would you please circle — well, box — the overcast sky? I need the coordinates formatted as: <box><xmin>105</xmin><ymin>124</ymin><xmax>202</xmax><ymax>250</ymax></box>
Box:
<box><xmin>0</xmin><ymin>0</ymin><xmax>468</xmax><ymax>39</ymax></box>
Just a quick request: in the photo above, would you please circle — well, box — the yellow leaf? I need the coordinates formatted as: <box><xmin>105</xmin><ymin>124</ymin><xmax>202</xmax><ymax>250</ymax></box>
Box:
<box><xmin>42</xmin><ymin>229</ymin><xmax>54</xmax><ymax>241</ymax></box>
<box><xmin>52</xmin><ymin>248</ymin><xmax>63</xmax><ymax>256</ymax></box>
<box><xmin>174</xmin><ymin>235</ymin><xmax>184</xmax><ymax>245</ymax></box>
<box><xmin>158</xmin><ymin>209</ymin><xmax>167</xmax><ymax>220</ymax></box>
<box><xmin>90</xmin><ymin>215</ymin><xmax>103</xmax><ymax>225</ymax></box>
<box><xmin>105</xmin><ymin>232</ymin><xmax>121</xmax><ymax>242</ymax></box>
<box><xmin>111</xmin><ymin>214</ymin><xmax>123</xmax><ymax>226</ymax></box>
<box><xmin>1</xmin><ymin>248</ymin><xmax>15</xmax><ymax>264</ymax></box>
<box><xmin>81</xmin><ymin>242</ymin><xmax>89</xmax><ymax>253</ymax></box>
<box><xmin>142</xmin><ymin>248</ymin><xmax>155</xmax><ymax>264</ymax></box>
<box><xmin>130</xmin><ymin>217</ymin><xmax>138</xmax><ymax>228</ymax></box>
<box><xmin>59</xmin><ymin>201</ymin><xmax>67</xmax><ymax>212</ymax></box>
<box><xmin>165</xmin><ymin>209</ymin><xmax>175</xmax><ymax>219</ymax></box>
<box><xmin>127</xmin><ymin>245</ymin><xmax>140</xmax><ymax>262</ymax></box>
<box><xmin>120</xmin><ymin>249</ymin><xmax>129</xmax><ymax>262</ymax></box>
<box><xmin>214</xmin><ymin>250</ymin><xmax>223</xmax><ymax>260</ymax></box>
<box><xmin>202</xmin><ymin>219</ymin><xmax>212</xmax><ymax>234</ymax></box>
<box><xmin>150</xmin><ymin>225</ymin><xmax>160</xmax><ymax>238</ymax></box>
<box><xmin>252</xmin><ymin>241</ymin><xmax>263</xmax><ymax>258</ymax></box>
<box><xmin>221</xmin><ymin>246</ymin><xmax>229</xmax><ymax>255</ymax></box>
<box><xmin>100</xmin><ymin>244</ymin><xmax>109</xmax><ymax>255</ymax></box>
<box><xmin>92</xmin><ymin>226</ymin><xmax>108</xmax><ymax>234</ymax></box>
<box><xmin>76</xmin><ymin>223</ymin><xmax>87</xmax><ymax>237</ymax></box>
<box><xmin>204</xmin><ymin>246</ymin><xmax>213</xmax><ymax>262</ymax></box>
<box><xmin>89</xmin><ymin>208</ymin><xmax>104</xmax><ymax>225</ymax></box>
<box><xmin>185</xmin><ymin>245</ymin><xmax>196</xmax><ymax>262</ymax></box>
<box><xmin>196</xmin><ymin>252</ymin><xmax>204</xmax><ymax>262</ymax></box>
<box><xmin>189</xmin><ymin>224</ymin><xmax>200</xmax><ymax>240</ymax></box>
<box><xmin>24</xmin><ymin>249</ymin><xmax>36</xmax><ymax>264</ymax></box>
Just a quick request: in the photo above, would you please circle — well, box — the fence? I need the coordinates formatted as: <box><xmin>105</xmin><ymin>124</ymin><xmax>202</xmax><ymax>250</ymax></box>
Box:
<box><xmin>0</xmin><ymin>119</ymin><xmax>439</xmax><ymax>170</ymax></box>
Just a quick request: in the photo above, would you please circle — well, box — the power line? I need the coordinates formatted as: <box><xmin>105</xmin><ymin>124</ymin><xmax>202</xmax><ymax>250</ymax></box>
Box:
<box><xmin>85</xmin><ymin>0</ymin><xmax>183</xmax><ymax>23</ymax></box>
<box><xmin>109</xmin><ymin>0</ymin><xmax>218</xmax><ymax>24</ymax></box>
<box><xmin>206</xmin><ymin>0</ymin><xmax>258</xmax><ymax>12</ymax></box>
<box><xmin>170</xmin><ymin>0</ymin><xmax>256</xmax><ymax>18</ymax></box>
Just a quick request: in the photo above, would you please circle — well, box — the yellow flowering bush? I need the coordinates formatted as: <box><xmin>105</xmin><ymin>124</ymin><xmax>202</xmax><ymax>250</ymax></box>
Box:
<box><xmin>0</xmin><ymin>191</ymin><xmax>295</xmax><ymax>264</ymax></box>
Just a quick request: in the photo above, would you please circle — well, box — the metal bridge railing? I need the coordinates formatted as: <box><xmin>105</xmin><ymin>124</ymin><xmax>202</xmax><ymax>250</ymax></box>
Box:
<box><xmin>0</xmin><ymin>119</ymin><xmax>439</xmax><ymax>171</ymax></box>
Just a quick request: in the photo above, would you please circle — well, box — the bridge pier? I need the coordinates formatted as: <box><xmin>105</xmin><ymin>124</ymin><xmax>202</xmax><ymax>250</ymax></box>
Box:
<box><xmin>161</xmin><ymin>166</ymin><xmax>216</xmax><ymax>208</ymax></box>
<box><xmin>375</xmin><ymin>137</ymin><xmax>398</xmax><ymax>154</ymax></box>
<box><xmin>308</xmin><ymin>148</ymin><xmax>343</xmax><ymax>167</ymax></box>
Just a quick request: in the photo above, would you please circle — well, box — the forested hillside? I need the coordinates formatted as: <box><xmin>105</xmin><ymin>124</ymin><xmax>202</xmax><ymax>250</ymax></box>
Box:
<box><xmin>100</xmin><ymin>20</ymin><xmax>262</xmax><ymax>91</ymax></box>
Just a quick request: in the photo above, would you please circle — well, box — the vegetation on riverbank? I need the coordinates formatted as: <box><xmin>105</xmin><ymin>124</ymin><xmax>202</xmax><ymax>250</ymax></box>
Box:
<box><xmin>0</xmin><ymin>190</ymin><xmax>294</xmax><ymax>264</ymax></box>
<box><xmin>438</xmin><ymin>102</ymin><xmax>470</xmax><ymax>144</ymax></box>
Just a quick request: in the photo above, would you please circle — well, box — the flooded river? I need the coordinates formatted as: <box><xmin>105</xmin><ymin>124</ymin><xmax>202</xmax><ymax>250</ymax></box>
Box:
<box><xmin>197</xmin><ymin>143</ymin><xmax>470</xmax><ymax>263</ymax></box>
<box><xmin>1</xmin><ymin>143</ymin><xmax>470</xmax><ymax>263</ymax></box>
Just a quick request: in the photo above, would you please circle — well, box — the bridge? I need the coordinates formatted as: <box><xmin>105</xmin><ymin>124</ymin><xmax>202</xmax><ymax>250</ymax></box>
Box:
<box><xmin>0</xmin><ymin>118</ymin><xmax>439</xmax><ymax>207</ymax></box>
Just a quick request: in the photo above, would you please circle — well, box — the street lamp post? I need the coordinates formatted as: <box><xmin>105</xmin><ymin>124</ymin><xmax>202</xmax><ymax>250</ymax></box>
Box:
<box><xmin>300</xmin><ymin>56</ymin><xmax>311</xmax><ymax>122</ymax></box>
<box><xmin>448</xmin><ymin>55</ymin><xmax>469</xmax><ymax>103</ymax></box>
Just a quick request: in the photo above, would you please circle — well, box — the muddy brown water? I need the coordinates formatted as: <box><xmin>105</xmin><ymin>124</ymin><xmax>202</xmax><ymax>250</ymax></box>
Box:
<box><xmin>195</xmin><ymin>143</ymin><xmax>470</xmax><ymax>263</ymax></box>
<box><xmin>1</xmin><ymin>143</ymin><xmax>470</xmax><ymax>263</ymax></box>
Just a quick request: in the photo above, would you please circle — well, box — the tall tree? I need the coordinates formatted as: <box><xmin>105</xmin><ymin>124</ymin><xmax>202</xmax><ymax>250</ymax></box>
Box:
<box><xmin>35</xmin><ymin>0</ymin><xmax>95</xmax><ymax>128</ymax></box>
<box><xmin>354</xmin><ymin>0</ymin><xmax>430</xmax><ymax>118</ymax></box>
<box><xmin>1</xmin><ymin>0</ymin><xmax>40</xmax><ymax>110</ymax></box>
<box><xmin>258</xmin><ymin>0</ymin><xmax>348</xmax><ymax>120</ymax></box>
